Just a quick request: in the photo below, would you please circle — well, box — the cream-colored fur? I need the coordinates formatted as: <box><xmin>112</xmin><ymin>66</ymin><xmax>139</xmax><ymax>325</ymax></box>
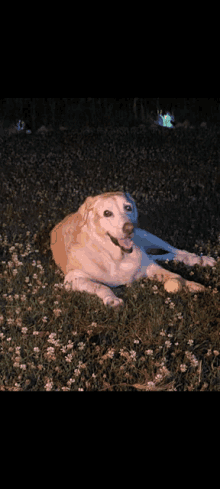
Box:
<box><xmin>50</xmin><ymin>192</ymin><xmax>216</xmax><ymax>307</ymax></box>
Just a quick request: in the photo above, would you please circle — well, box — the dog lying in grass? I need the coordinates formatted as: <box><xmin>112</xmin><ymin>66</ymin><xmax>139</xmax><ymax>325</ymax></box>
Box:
<box><xmin>50</xmin><ymin>192</ymin><xmax>216</xmax><ymax>306</ymax></box>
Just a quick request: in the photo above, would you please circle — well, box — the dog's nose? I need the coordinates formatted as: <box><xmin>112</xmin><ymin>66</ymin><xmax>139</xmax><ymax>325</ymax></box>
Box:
<box><xmin>123</xmin><ymin>222</ymin><xmax>134</xmax><ymax>235</ymax></box>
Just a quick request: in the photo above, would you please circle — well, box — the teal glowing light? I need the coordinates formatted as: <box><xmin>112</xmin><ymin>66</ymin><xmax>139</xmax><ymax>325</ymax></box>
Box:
<box><xmin>156</xmin><ymin>110</ymin><xmax>174</xmax><ymax>128</ymax></box>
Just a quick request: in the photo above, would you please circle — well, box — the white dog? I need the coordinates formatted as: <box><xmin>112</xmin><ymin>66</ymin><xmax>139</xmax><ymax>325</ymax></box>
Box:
<box><xmin>50</xmin><ymin>192</ymin><xmax>216</xmax><ymax>306</ymax></box>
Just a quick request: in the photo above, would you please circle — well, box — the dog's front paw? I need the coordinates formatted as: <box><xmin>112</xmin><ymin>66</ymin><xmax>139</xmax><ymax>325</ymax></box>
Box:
<box><xmin>104</xmin><ymin>296</ymin><xmax>124</xmax><ymax>307</ymax></box>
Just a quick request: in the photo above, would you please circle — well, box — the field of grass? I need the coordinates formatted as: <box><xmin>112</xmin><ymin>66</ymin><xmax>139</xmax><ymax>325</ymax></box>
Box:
<box><xmin>1</xmin><ymin>116</ymin><xmax>220</xmax><ymax>390</ymax></box>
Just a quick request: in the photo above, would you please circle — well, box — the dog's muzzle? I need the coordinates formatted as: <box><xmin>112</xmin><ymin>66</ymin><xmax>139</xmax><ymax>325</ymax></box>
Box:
<box><xmin>107</xmin><ymin>222</ymin><xmax>134</xmax><ymax>254</ymax></box>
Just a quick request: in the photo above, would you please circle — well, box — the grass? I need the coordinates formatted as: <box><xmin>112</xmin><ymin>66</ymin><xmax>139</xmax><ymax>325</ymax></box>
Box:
<box><xmin>1</xmin><ymin>113</ymin><xmax>220</xmax><ymax>390</ymax></box>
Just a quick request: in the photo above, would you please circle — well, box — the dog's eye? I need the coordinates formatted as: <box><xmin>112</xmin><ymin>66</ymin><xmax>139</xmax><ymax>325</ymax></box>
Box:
<box><xmin>104</xmin><ymin>210</ymin><xmax>113</xmax><ymax>217</ymax></box>
<box><xmin>124</xmin><ymin>205</ymin><xmax>132</xmax><ymax>212</ymax></box>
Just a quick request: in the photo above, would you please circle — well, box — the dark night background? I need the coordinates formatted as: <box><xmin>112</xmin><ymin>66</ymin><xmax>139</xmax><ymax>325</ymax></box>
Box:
<box><xmin>0</xmin><ymin>98</ymin><xmax>220</xmax><ymax>133</ymax></box>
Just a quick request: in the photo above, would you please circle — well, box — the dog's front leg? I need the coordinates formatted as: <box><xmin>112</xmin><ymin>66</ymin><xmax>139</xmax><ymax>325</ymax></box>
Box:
<box><xmin>64</xmin><ymin>270</ymin><xmax>123</xmax><ymax>307</ymax></box>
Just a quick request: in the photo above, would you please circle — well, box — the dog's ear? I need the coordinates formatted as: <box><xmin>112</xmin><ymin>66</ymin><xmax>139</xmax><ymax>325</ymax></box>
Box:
<box><xmin>77</xmin><ymin>195</ymin><xmax>97</xmax><ymax>225</ymax></box>
<box><xmin>125</xmin><ymin>192</ymin><xmax>138</xmax><ymax>225</ymax></box>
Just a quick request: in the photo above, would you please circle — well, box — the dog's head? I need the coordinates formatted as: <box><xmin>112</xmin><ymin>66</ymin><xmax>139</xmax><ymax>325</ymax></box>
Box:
<box><xmin>78</xmin><ymin>191</ymin><xmax>138</xmax><ymax>253</ymax></box>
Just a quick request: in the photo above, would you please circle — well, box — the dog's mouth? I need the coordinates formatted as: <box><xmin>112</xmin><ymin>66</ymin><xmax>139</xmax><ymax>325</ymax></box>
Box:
<box><xmin>107</xmin><ymin>232</ymin><xmax>133</xmax><ymax>254</ymax></box>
